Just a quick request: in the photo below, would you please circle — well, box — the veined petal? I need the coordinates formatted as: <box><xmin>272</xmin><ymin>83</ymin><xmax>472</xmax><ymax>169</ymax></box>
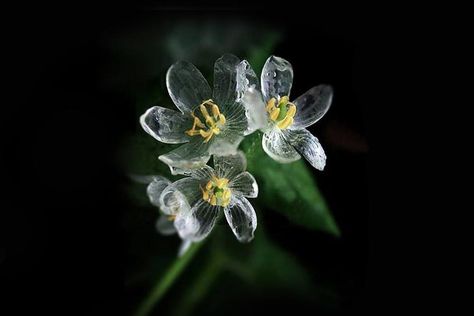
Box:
<box><xmin>140</xmin><ymin>106</ymin><xmax>191</xmax><ymax>144</ymax></box>
<box><xmin>262</xmin><ymin>129</ymin><xmax>300</xmax><ymax>163</ymax></box>
<box><xmin>174</xmin><ymin>199</ymin><xmax>220</xmax><ymax>242</ymax></box>
<box><xmin>156</xmin><ymin>215</ymin><xmax>177</xmax><ymax>236</ymax></box>
<box><xmin>261</xmin><ymin>55</ymin><xmax>294</xmax><ymax>102</ymax></box>
<box><xmin>283</xmin><ymin>129</ymin><xmax>327</xmax><ymax>170</ymax></box>
<box><xmin>236</xmin><ymin>60</ymin><xmax>260</xmax><ymax>97</ymax></box>
<box><xmin>208</xmin><ymin>133</ymin><xmax>243</xmax><ymax>157</ymax></box>
<box><xmin>224</xmin><ymin>195</ymin><xmax>257</xmax><ymax>243</ymax></box>
<box><xmin>213</xmin><ymin>152</ymin><xmax>247</xmax><ymax>180</ymax></box>
<box><xmin>147</xmin><ymin>176</ymin><xmax>172</xmax><ymax>207</ymax></box>
<box><xmin>159</xmin><ymin>138</ymin><xmax>211</xmax><ymax>171</ymax></box>
<box><xmin>166</xmin><ymin>61</ymin><xmax>212</xmax><ymax>114</ymax></box>
<box><xmin>160</xmin><ymin>177</ymin><xmax>202</xmax><ymax>214</ymax></box>
<box><xmin>236</xmin><ymin>60</ymin><xmax>266</xmax><ymax>134</ymax></box>
<box><xmin>229</xmin><ymin>172</ymin><xmax>258</xmax><ymax>198</ymax></box>
<box><xmin>213</xmin><ymin>54</ymin><xmax>241</xmax><ymax>106</ymax></box>
<box><xmin>239</xmin><ymin>89</ymin><xmax>267</xmax><ymax>135</ymax></box>
<box><xmin>190</xmin><ymin>165</ymin><xmax>215</xmax><ymax>181</ymax></box>
<box><xmin>291</xmin><ymin>85</ymin><xmax>333</xmax><ymax>130</ymax></box>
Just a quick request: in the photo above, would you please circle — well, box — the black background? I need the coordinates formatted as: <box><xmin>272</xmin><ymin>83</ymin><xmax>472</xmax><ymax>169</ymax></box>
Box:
<box><xmin>2</xmin><ymin>3</ymin><xmax>371</xmax><ymax>315</ymax></box>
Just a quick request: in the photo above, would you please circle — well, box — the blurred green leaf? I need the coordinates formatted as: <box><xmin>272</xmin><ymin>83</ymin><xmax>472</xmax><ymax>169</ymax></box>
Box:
<box><xmin>240</xmin><ymin>132</ymin><xmax>340</xmax><ymax>236</ymax></box>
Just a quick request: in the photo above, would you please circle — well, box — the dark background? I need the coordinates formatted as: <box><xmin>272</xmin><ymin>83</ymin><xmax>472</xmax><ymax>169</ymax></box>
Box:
<box><xmin>2</xmin><ymin>4</ymin><xmax>370</xmax><ymax>315</ymax></box>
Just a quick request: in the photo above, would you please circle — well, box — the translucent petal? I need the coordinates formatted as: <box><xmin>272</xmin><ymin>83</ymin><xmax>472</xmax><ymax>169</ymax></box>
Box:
<box><xmin>156</xmin><ymin>215</ymin><xmax>176</xmax><ymax>236</ymax></box>
<box><xmin>190</xmin><ymin>165</ymin><xmax>215</xmax><ymax>181</ymax></box>
<box><xmin>261</xmin><ymin>55</ymin><xmax>294</xmax><ymax>102</ymax></box>
<box><xmin>129</xmin><ymin>174</ymin><xmax>166</xmax><ymax>184</ymax></box>
<box><xmin>239</xmin><ymin>89</ymin><xmax>267</xmax><ymax>135</ymax></box>
<box><xmin>291</xmin><ymin>85</ymin><xmax>333</xmax><ymax>130</ymax></box>
<box><xmin>213</xmin><ymin>54</ymin><xmax>241</xmax><ymax>106</ymax></box>
<box><xmin>147</xmin><ymin>176</ymin><xmax>172</xmax><ymax>207</ymax></box>
<box><xmin>213</xmin><ymin>152</ymin><xmax>247</xmax><ymax>179</ymax></box>
<box><xmin>262</xmin><ymin>129</ymin><xmax>300</xmax><ymax>163</ymax></box>
<box><xmin>208</xmin><ymin>133</ymin><xmax>243</xmax><ymax>157</ymax></box>
<box><xmin>178</xmin><ymin>240</ymin><xmax>193</xmax><ymax>257</ymax></box>
<box><xmin>140</xmin><ymin>106</ymin><xmax>191</xmax><ymax>144</ymax></box>
<box><xmin>159</xmin><ymin>138</ymin><xmax>211</xmax><ymax>171</ymax></box>
<box><xmin>159</xmin><ymin>178</ymin><xmax>202</xmax><ymax>214</ymax></box>
<box><xmin>229</xmin><ymin>172</ymin><xmax>258</xmax><ymax>198</ymax></box>
<box><xmin>284</xmin><ymin>129</ymin><xmax>327</xmax><ymax>171</ymax></box>
<box><xmin>224</xmin><ymin>195</ymin><xmax>257</xmax><ymax>243</ymax></box>
<box><xmin>167</xmin><ymin>165</ymin><xmax>193</xmax><ymax>176</ymax></box>
<box><xmin>174</xmin><ymin>199</ymin><xmax>220</xmax><ymax>242</ymax></box>
<box><xmin>166</xmin><ymin>61</ymin><xmax>212</xmax><ymax>114</ymax></box>
<box><xmin>236</xmin><ymin>60</ymin><xmax>260</xmax><ymax>98</ymax></box>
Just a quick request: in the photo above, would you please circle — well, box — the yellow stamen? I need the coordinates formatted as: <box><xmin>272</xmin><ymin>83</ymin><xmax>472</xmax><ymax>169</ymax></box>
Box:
<box><xmin>167</xmin><ymin>214</ymin><xmax>176</xmax><ymax>221</ymax></box>
<box><xmin>185</xmin><ymin>99</ymin><xmax>226</xmax><ymax>142</ymax></box>
<box><xmin>201</xmin><ymin>176</ymin><xmax>232</xmax><ymax>207</ymax></box>
<box><xmin>265</xmin><ymin>96</ymin><xmax>297</xmax><ymax>129</ymax></box>
<box><xmin>270</xmin><ymin>107</ymin><xmax>280</xmax><ymax>121</ymax></box>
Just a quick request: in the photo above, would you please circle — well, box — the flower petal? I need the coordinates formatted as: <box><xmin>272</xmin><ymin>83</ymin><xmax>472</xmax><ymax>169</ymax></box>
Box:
<box><xmin>262</xmin><ymin>129</ymin><xmax>300</xmax><ymax>163</ymax></box>
<box><xmin>213</xmin><ymin>54</ymin><xmax>241</xmax><ymax>106</ymax></box>
<box><xmin>236</xmin><ymin>60</ymin><xmax>266</xmax><ymax>134</ymax></box>
<box><xmin>224</xmin><ymin>195</ymin><xmax>257</xmax><ymax>242</ymax></box>
<box><xmin>190</xmin><ymin>165</ymin><xmax>215</xmax><ymax>181</ymax></box>
<box><xmin>156</xmin><ymin>215</ymin><xmax>176</xmax><ymax>236</ymax></box>
<box><xmin>159</xmin><ymin>138</ymin><xmax>211</xmax><ymax>171</ymax></box>
<box><xmin>291</xmin><ymin>85</ymin><xmax>333</xmax><ymax>130</ymax></box>
<box><xmin>147</xmin><ymin>176</ymin><xmax>172</xmax><ymax>207</ymax></box>
<box><xmin>284</xmin><ymin>129</ymin><xmax>327</xmax><ymax>170</ymax></box>
<box><xmin>159</xmin><ymin>177</ymin><xmax>201</xmax><ymax>214</ymax></box>
<box><xmin>261</xmin><ymin>55</ymin><xmax>294</xmax><ymax>102</ymax></box>
<box><xmin>140</xmin><ymin>106</ymin><xmax>191</xmax><ymax>144</ymax></box>
<box><xmin>174</xmin><ymin>200</ymin><xmax>220</xmax><ymax>242</ymax></box>
<box><xmin>213</xmin><ymin>152</ymin><xmax>247</xmax><ymax>179</ymax></box>
<box><xmin>238</xmin><ymin>87</ymin><xmax>267</xmax><ymax>135</ymax></box>
<box><xmin>229</xmin><ymin>172</ymin><xmax>258</xmax><ymax>198</ymax></box>
<box><xmin>208</xmin><ymin>133</ymin><xmax>243</xmax><ymax>157</ymax></box>
<box><xmin>166</xmin><ymin>61</ymin><xmax>212</xmax><ymax>114</ymax></box>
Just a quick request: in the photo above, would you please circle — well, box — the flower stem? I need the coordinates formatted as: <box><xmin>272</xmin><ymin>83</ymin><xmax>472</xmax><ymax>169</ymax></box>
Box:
<box><xmin>171</xmin><ymin>253</ymin><xmax>223</xmax><ymax>316</ymax></box>
<box><xmin>133</xmin><ymin>242</ymin><xmax>204</xmax><ymax>316</ymax></box>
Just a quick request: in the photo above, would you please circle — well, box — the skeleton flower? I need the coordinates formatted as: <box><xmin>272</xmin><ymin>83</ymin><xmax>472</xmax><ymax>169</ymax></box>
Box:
<box><xmin>140</xmin><ymin>54</ymin><xmax>258</xmax><ymax>174</ymax></box>
<box><xmin>145</xmin><ymin>175</ymin><xmax>193</xmax><ymax>256</ymax></box>
<box><xmin>257</xmin><ymin>56</ymin><xmax>333</xmax><ymax>170</ymax></box>
<box><xmin>159</xmin><ymin>152</ymin><xmax>258</xmax><ymax>243</ymax></box>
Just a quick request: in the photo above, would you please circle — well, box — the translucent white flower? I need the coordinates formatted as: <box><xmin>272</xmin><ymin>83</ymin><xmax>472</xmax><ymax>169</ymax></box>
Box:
<box><xmin>145</xmin><ymin>175</ymin><xmax>194</xmax><ymax>257</ymax></box>
<box><xmin>140</xmin><ymin>54</ymin><xmax>259</xmax><ymax>175</ymax></box>
<box><xmin>159</xmin><ymin>152</ymin><xmax>258</xmax><ymax>243</ymax></box>
<box><xmin>251</xmin><ymin>55</ymin><xmax>333</xmax><ymax>170</ymax></box>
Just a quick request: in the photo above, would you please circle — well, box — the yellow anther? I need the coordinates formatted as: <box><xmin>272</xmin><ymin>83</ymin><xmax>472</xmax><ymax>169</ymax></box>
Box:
<box><xmin>185</xmin><ymin>99</ymin><xmax>226</xmax><ymax>142</ymax></box>
<box><xmin>287</xmin><ymin>104</ymin><xmax>296</xmax><ymax>118</ymax></box>
<box><xmin>201</xmin><ymin>176</ymin><xmax>232</xmax><ymax>207</ymax></box>
<box><xmin>218</xmin><ymin>114</ymin><xmax>226</xmax><ymax>125</ymax></box>
<box><xmin>210</xmin><ymin>195</ymin><xmax>217</xmax><ymax>206</ymax></box>
<box><xmin>266</xmin><ymin>97</ymin><xmax>276</xmax><ymax>112</ymax></box>
<box><xmin>270</xmin><ymin>107</ymin><xmax>280</xmax><ymax>121</ymax></box>
<box><xmin>265</xmin><ymin>96</ymin><xmax>297</xmax><ymax>129</ymax></box>
<box><xmin>277</xmin><ymin>116</ymin><xmax>294</xmax><ymax>129</ymax></box>
<box><xmin>167</xmin><ymin>214</ymin><xmax>176</xmax><ymax>221</ymax></box>
<box><xmin>211</xmin><ymin>103</ymin><xmax>221</xmax><ymax>117</ymax></box>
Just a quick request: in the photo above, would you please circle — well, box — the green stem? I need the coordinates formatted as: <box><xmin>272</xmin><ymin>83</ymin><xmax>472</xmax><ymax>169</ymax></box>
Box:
<box><xmin>172</xmin><ymin>254</ymin><xmax>223</xmax><ymax>316</ymax></box>
<box><xmin>134</xmin><ymin>241</ymin><xmax>204</xmax><ymax>316</ymax></box>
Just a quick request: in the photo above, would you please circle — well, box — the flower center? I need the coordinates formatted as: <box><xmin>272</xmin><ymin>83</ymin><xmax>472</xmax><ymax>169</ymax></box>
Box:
<box><xmin>186</xmin><ymin>99</ymin><xmax>226</xmax><ymax>143</ymax></box>
<box><xmin>265</xmin><ymin>96</ymin><xmax>297</xmax><ymax>129</ymax></box>
<box><xmin>200</xmin><ymin>176</ymin><xmax>231</xmax><ymax>207</ymax></box>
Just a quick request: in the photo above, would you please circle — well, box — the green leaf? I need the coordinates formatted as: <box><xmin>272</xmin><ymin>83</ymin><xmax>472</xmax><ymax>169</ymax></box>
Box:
<box><xmin>240</xmin><ymin>132</ymin><xmax>340</xmax><ymax>236</ymax></box>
